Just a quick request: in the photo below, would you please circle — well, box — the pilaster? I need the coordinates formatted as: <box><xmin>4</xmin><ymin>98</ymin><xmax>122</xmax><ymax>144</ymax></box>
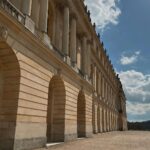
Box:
<box><xmin>70</xmin><ymin>16</ymin><xmax>77</xmax><ymax>66</ymax></box>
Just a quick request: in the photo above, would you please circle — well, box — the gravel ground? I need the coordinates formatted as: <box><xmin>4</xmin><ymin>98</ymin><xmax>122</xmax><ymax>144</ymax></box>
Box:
<box><xmin>36</xmin><ymin>131</ymin><xmax>150</xmax><ymax>150</ymax></box>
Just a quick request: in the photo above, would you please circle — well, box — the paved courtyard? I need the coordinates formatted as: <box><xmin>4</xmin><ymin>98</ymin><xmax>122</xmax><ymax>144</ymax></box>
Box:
<box><xmin>36</xmin><ymin>131</ymin><xmax>150</xmax><ymax>150</ymax></box>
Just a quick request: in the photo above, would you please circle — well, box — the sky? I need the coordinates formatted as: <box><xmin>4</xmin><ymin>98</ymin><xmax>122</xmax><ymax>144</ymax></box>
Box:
<box><xmin>85</xmin><ymin>0</ymin><xmax>150</xmax><ymax>122</ymax></box>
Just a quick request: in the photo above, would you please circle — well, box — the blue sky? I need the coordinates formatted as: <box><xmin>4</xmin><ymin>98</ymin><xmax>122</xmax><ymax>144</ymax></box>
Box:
<box><xmin>85</xmin><ymin>0</ymin><xmax>150</xmax><ymax>122</ymax></box>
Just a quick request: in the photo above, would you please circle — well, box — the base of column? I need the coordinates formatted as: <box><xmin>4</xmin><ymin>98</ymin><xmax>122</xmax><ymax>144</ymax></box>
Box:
<box><xmin>71</xmin><ymin>61</ymin><xmax>76</xmax><ymax>67</ymax></box>
<box><xmin>64</xmin><ymin>56</ymin><xmax>71</xmax><ymax>66</ymax></box>
<box><xmin>25</xmin><ymin>16</ymin><xmax>35</xmax><ymax>33</ymax></box>
<box><xmin>72</xmin><ymin>63</ymin><xmax>78</xmax><ymax>73</ymax></box>
<box><xmin>64</xmin><ymin>133</ymin><xmax>77</xmax><ymax>141</ymax></box>
<box><xmin>13</xmin><ymin>137</ymin><xmax>46</xmax><ymax>150</ymax></box>
<box><xmin>100</xmin><ymin>96</ymin><xmax>102</xmax><ymax>100</ymax></box>
<box><xmin>42</xmin><ymin>33</ymin><xmax>53</xmax><ymax>49</ymax></box>
<box><xmin>84</xmin><ymin>74</ymin><xmax>88</xmax><ymax>81</ymax></box>
<box><xmin>85</xmin><ymin>132</ymin><xmax>93</xmax><ymax>138</ymax></box>
<box><xmin>94</xmin><ymin>92</ymin><xmax>98</xmax><ymax>97</ymax></box>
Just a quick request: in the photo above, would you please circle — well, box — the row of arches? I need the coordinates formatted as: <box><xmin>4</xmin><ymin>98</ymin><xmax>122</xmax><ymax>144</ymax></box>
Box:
<box><xmin>92</xmin><ymin>103</ymin><xmax>119</xmax><ymax>134</ymax></box>
<box><xmin>0</xmin><ymin>46</ymin><xmax>87</xmax><ymax>144</ymax></box>
<box><xmin>47</xmin><ymin>75</ymin><xmax>86</xmax><ymax>142</ymax></box>
<box><xmin>0</xmin><ymin>43</ymin><xmax>21</xmax><ymax>149</ymax></box>
<box><xmin>0</xmin><ymin>44</ymin><xmax>126</xmax><ymax>150</ymax></box>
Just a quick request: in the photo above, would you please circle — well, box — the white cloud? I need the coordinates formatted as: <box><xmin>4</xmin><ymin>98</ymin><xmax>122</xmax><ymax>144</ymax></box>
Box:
<box><xmin>84</xmin><ymin>0</ymin><xmax>121</xmax><ymax>31</ymax></box>
<box><xmin>127</xmin><ymin>101</ymin><xmax>150</xmax><ymax>116</ymax></box>
<box><xmin>118</xmin><ymin>70</ymin><xmax>150</xmax><ymax>116</ymax></box>
<box><xmin>120</xmin><ymin>51</ymin><xmax>140</xmax><ymax>65</ymax></box>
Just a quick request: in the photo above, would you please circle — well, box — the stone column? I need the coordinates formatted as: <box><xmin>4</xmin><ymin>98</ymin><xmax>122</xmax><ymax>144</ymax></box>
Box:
<box><xmin>100</xmin><ymin>107</ymin><xmax>102</xmax><ymax>133</ymax></box>
<box><xmin>112</xmin><ymin>112</ymin><xmax>114</xmax><ymax>130</ymax></box>
<box><xmin>107</xmin><ymin>110</ymin><xmax>109</xmax><ymax>131</ymax></box>
<box><xmin>31</xmin><ymin>0</ymin><xmax>40</xmax><ymax>28</ymax></box>
<box><xmin>107</xmin><ymin>85</ymin><xmax>109</xmax><ymax>103</ymax></box>
<box><xmin>102</xmin><ymin>76</ymin><xmax>105</xmax><ymax>99</ymax></box>
<box><xmin>104</xmin><ymin>80</ymin><xmax>106</xmax><ymax>101</ymax></box>
<box><xmin>93</xmin><ymin>65</ymin><xmax>97</xmax><ymax>91</ymax></box>
<box><xmin>39</xmin><ymin>0</ymin><xmax>49</xmax><ymax>33</ymax></box>
<box><xmin>10</xmin><ymin>0</ymin><xmax>22</xmax><ymax>10</ymax></box>
<box><xmin>115</xmin><ymin>114</ymin><xmax>116</xmax><ymax>130</ymax></box>
<box><xmin>22</xmin><ymin>0</ymin><xmax>32</xmax><ymax>16</ymax></box>
<box><xmin>96</xmin><ymin>71</ymin><xmax>99</xmax><ymax>93</ymax></box>
<box><xmin>103</xmin><ymin>109</ymin><xmax>105</xmax><ymax>132</ymax></box>
<box><xmin>0</xmin><ymin>68</ymin><xmax>3</xmax><ymax>108</ymax></box>
<box><xmin>110</xmin><ymin>111</ymin><xmax>112</xmax><ymax>131</ymax></box>
<box><xmin>81</xmin><ymin>36</ymin><xmax>87</xmax><ymax>75</ymax></box>
<box><xmin>91</xmin><ymin>64</ymin><xmax>94</xmax><ymax>85</ymax></box>
<box><xmin>107</xmin><ymin>109</ymin><xmax>109</xmax><ymax>131</ymax></box>
<box><xmin>109</xmin><ymin>111</ymin><xmax>111</xmax><ymax>131</ymax></box>
<box><xmin>105</xmin><ymin>81</ymin><xmax>107</xmax><ymax>102</ymax></box>
<box><xmin>21</xmin><ymin>0</ymin><xmax>35</xmax><ymax>33</ymax></box>
<box><xmin>38</xmin><ymin>0</ymin><xmax>52</xmax><ymax>47</ymax></box>
<box><xmin>97</xmin><ymin>106</ymin><xmax>100</xmax><ymax>133</ymax></box>
<box><xmin>62</xmin><ymin>6</ymin><xmax>70</xmax><ymax>56</ymax></box>
<box><xmin>109</xmin><ymin>111</ymin><xmax>110</xmax><ymax>131</ymax></box>
<box><xmin>70</xmin><ymin>17</ymin><xmax>77</xmax><ymax>66</ymax></box>
<box><xmin>87</xmin><ymin>41</ymin><xmax>91</xmax><ymax>77</ymax></box>
<box><xmin>93</xmin><ymin>103</ymin><xmax>98</xmax><ymax>133</ymax></box>
<box><xmin>113</xmin><ymin>113</ymin><xmax>114</xmax><ymax>130</ymax></box>
<box><xmin>99</xmin><ymin>72</ymin><xmax>101</xmax><ymax>96</ymax></box>
<box><xmin>105</xmin><ymin>109</ymin><xmax>107</xmax><ymax>132</ymax></box>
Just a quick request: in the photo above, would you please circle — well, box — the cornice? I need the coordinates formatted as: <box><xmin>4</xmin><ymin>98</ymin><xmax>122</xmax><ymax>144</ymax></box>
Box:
<box><xmin>0</xmin><ymin>9</ymin><xmax>93</xmax><ymax>92</ymax></box>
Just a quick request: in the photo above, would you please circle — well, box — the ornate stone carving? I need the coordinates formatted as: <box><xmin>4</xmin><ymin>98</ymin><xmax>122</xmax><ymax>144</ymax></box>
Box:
<box><xmin>0</xmin><ymin>26</ymin><xmax>8</xmax><ymax>41</ymax></box>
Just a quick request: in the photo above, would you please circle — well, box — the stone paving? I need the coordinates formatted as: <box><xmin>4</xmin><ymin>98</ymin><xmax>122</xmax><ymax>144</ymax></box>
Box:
<box><xmin>36</xmin><ymin>131</ymin><xmax>150</xmax><ymax>150</ymax></box>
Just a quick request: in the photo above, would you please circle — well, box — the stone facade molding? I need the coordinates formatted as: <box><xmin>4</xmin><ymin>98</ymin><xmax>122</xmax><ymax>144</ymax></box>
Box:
<box><xmin>0</xmin><ymin>25</ymin><xmax>8</xmax><ymax>41</ymax></box>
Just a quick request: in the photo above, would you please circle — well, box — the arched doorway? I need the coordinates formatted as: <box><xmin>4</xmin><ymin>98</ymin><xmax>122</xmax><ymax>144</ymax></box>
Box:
<box><xmin>47</xmin><ymin>75</ymin><xmax>66</xmax><ymax>142</ymax></box>
<box><xmin>77</xmin><ymin>90</ymin><xmax>86</xmax><ymax>137</ymax></box>
<box><xmin>97</xmin><ymin>105</ymin><xmax>100</xmax><ymax>133</ymax></box>
<box><xmin>0</xmin><ymin>61</ymin><xmax>3</xmax><ymax>111</ymax></box>
<box><xmin>102</xmin><ymin>107</ymin><xmax>105</xmax><ymax>132</ymax></box>
<box><xmin>0</xmin><ymin>44</ymin><xmax>20</xmax><ymax>149</ymax></box>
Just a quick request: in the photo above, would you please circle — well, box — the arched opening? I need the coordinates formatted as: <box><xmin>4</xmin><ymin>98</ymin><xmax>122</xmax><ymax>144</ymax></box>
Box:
<box><xmin>0</xmin><ymin>43</ymin><xmax>20</xmax><ymax>149</ymax></box>
<box><xmin>0</xmin><ymin>61</ymin><xmax>3</xmax><ymax>111</ymax></box>
<box><xmin>97</xmin><ymin>105</ymin><xmax>100</xmax><ymax>133</ymax></box>
<box><xmin>92</xmin><ymin>101</ymin><xmax>98</xmax><ymax>134</ymax></box>
<box><xmin>77</xmin><ymin>90</ymin><xmax>86</xmax><ymax>137</ymax></box>
<box><xmin>119</xmin><ymin>114</ymin><xmax>123</xmax><ymax>131</ymax></box>
<box><xmin>47</xmin><ymin>75</ymin><xmax>66</xmax><ymax>142</ymax></box>
<box><xmin>100</xmin><ymin>106</ymin><xmax>103</xmax><ymax>132</ymax></box>
<box><xmin>102</xmin><ymin>107</ymin><xmax>105</xmax><ymax>132</ymax></box>
<box><xmin>47</xmin><ymin>1</ymin><xmax>56</xmax><ymax>45</ymax></box>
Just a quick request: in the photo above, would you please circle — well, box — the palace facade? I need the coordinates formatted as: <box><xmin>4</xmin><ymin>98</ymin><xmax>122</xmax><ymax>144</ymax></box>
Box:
<box><xmin>0</xmin><ymin>0</ymin><xmax>127</xmax><ymax>149</ymax></box>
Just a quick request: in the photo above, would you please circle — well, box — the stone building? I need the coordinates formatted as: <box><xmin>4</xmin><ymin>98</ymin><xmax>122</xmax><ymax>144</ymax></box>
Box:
<box><xmin>0</xmin><ymin>0</ymin><xmax>127</xmax><ymax>149</ymax></box>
